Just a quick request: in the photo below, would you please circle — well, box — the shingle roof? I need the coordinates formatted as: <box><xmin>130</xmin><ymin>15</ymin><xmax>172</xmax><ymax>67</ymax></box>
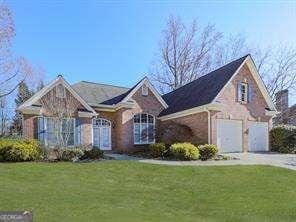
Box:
<box><xmin>72</xmin><ymin>81</ymin><xmax>130</xmax><ymax>107</ymax></box>
<box><xmin>159</xmin><ymin>55</ymin><xmax>249</xmax><ymax>116</ymax></box>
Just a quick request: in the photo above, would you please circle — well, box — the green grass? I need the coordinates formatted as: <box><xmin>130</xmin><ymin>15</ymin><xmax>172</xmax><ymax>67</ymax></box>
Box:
<box><xmin>0</xmin><ymin>161</ymin><xmax>295</xmax><ymax>222</ymax></box>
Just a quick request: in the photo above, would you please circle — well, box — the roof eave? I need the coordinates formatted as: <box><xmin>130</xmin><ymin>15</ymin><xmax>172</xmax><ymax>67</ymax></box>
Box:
<box><xmin>159</xmin><ymin>103</ymin><xmax>223</xmax><ymax>121</ymax></box>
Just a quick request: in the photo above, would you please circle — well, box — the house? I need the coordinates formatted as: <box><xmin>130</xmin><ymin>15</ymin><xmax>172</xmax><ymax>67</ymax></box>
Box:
<box><xmin>18</xmin><ymin>54</ymin><xmax>277</xmax><ymax>153</ymax></box>
<box><xmin>273</xmin><ymin>89</ymin><xmax>296</xmax><ymax>125</ymax></box>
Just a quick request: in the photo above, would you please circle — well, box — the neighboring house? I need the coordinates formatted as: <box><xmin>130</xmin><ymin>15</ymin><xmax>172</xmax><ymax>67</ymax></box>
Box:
<box><xmin>18</xmin><ymin>55</ymin><xmax>277</xmax><ymax>153</ymax></box>
<box><xmin>273</xmin><ymin>90</ymin><xmax>296</xmax><ymax>126</ymax></box>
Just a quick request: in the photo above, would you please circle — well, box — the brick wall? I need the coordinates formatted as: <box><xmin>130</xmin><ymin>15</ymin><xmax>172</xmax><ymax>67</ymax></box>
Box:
<box><xmin>22</xmin><ymin>114</ymin><xmax>36</xmax><ymax>139</ymax></box>
<box><xmin>115</xmin><ymin>87</ymin><xmax>164</xmax><ymax>151</ymax></box>
<box><xmin>160</xmin><ymin>112</ymin><xmax>208</xmax><ymax>145</ymax></box>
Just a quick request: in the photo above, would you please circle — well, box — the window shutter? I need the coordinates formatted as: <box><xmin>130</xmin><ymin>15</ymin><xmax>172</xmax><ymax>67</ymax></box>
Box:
<box><xmin>237</xmin><ymin>83</ymin><xmax>242</xmax><ymax>102</ymax></box>
<box><xmin>37</xmin><ymin>117</ymin><xmax>45</xmax><ymax>144</ymax></box>
<box><xmin>75</xmin><ymin>118</ymin><xmax>81</xmax><ymax>146</ymax></box>
<box><xmin>248</xmin><ymin>84</ymin><xmax>252</xmax><ymax>102</ymax></box>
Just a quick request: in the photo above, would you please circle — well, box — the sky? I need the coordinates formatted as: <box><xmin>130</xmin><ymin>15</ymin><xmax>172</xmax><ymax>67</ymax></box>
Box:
<box><xmin>7</xmin><ymin>0</ymin><xmax>296</xmax><ymax>103</ymax></box>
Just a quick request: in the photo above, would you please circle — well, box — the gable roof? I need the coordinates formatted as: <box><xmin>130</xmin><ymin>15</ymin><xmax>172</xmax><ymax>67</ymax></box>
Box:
<box><xmin>120</xmin><ymin>77</ymin><xmax>168</xmax><ymax>108</ymax></box>
<box><xmin>159</xmin><ymin>55</ymin><xmax>249</xmax><ymax>116</ymax></box>
<box><xmin>72</xmin><ymin>81</ymin><xmax>130</xmax><ymax>107</ymax></box>
<box><xmin>72</xmin><ymin>77</ymin><xmax>168</xmax><ymax>108</ymax></box>
<box><xmin>18</xmin><ymin>76</ymin><xmax>96</xmax><ymax>114</ymax></box>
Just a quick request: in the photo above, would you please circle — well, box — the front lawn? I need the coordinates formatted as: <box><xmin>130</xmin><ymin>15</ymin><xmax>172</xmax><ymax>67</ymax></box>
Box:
<box><xmin>0</xmin><ymin>161</ymin><xmax>295</xmax><ymax>222</ymax></box>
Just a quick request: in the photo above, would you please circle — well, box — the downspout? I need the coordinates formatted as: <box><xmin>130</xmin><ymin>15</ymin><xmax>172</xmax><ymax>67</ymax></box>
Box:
<box><xmin>205</xmin><ymin>109</ymin><xmax>211</xmax><ymax>144</ymax></box>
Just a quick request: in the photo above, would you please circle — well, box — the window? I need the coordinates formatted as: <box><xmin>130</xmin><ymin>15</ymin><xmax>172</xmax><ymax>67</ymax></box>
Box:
<box><xmin>141</xmin><ymin>84</ymin><xmax>148</xmax><ymax>96</ymax></box>
<box><xmin>239</xmin><ymin>82</ymin><xmax>248</xmax><ymax>103</ymax></box>
<box><xmin>134</xmin><ymin>113</ymin><xmax>155</xmax><ymax>144</ymax></box>
<box><xmin>37</xmin><ymin>117</ymin><xmax>75</xmax><ymax>147</ymax></box>
<box><xmin>93</xmin><ymin>118</ymin><xmax>111</xmax><ymax>127</ymax></box>
<box><xmin>56</xmin><ymin>84</ymin><xmax>66</xmax><ymax>98</ymax></box>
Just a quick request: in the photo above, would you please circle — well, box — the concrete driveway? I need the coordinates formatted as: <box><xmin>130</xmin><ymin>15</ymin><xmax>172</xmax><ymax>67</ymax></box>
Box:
<box><xmin>139</xmin><ymin>153</ymin><xmax>296</xmax><ymax>170</ymax></box>
<box><xmin>227</xmin><ymin>153</ymin><xmax>296</xmax><ymax>170</ymax></box>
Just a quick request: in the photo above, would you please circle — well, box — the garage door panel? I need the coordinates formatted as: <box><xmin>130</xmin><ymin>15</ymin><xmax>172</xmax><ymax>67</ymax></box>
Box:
<box><xmin>217</xmin><ymin>119</ymin><xmax>242</xmax><ymax>153</ymax></box>
<box><xmin>248</xmin><ymin>122</ymin><xmax>268</xmax><ymax>152</ymax></box>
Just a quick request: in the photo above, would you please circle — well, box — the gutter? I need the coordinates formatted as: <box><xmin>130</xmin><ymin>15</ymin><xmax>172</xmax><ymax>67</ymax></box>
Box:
<box><xmin>205</xmin><ymin>108</ymin><xmax>211</xmax><ymax>144</ymax></box>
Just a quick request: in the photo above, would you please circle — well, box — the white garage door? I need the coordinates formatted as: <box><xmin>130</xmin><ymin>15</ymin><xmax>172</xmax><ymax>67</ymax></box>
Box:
<box><xmin>248</xmin><ymin>122</ymin><xmax>268</xmax><ymax>152</ymax></box>
<box><xmin>217</xmin><ymin>119</ymin><xmax>243</xmax><ymax>153</ymax></box>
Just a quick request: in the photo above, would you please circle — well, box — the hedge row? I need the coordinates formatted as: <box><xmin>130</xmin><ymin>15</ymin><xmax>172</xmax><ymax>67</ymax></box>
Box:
<box><xmin>0</xmin><ymin>139</ymin><xmax>41</xmax><ymax>162</ymax></box>
<box><xmin>0</xmin><ymin>139</ymin><xmax>104</xmax><ymax>162</ymax></box>
<box><xmin>270</xmin><ymin>125</ymin><xmax>296</xmax><ymax>153</ymax></box>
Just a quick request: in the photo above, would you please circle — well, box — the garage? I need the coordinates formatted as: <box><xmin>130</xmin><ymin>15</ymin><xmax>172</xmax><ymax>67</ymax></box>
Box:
<box><xmin>217</xmin><ymin>119</ymin><xmax>243</xmax><ymax>153</ymax></box>
<box><xmin>248</xmin><ymin>122</ymin><xmax>269</xmax><ymax>152</ymax></box>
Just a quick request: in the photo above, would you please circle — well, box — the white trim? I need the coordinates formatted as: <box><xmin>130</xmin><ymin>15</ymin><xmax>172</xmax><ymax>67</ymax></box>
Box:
<box><xmin>159</xmin><ymin>103</ymin><xmax>223</xmax><ymax>121</ymax></box>
<box><xmin>205</xmin><ymin>109</ymin><xmax>211</xmax><ymax>144</ymax></box>
<box><xmin>18</xmin><ymin>76</ymin><xmax>97</xmax><ymax>114</ymax></box>
<box><xmin>133</xmin><ymin>113</ymin><xmax>156</xmax><ymax>145</ymax></box>
<box><xmin>78</xmin><ymin>111</ymin><xmax>96</xmax><ymax>118</ymax></box>
<box><xmin>265</xmin><ymin>110</ymin><xmax>278</xmax><ymax>116</ymax></box>
<box><xmin>213</xmin><ymin>55</ymin><xmax>276</xmax><ymax>111</ymax></box>
<box><xmin>92</xmin><ymin>117</ymin><xmax>112</xmax><ymax>150</ymax></box>
<box><xmin>38</xmin><ymin>116</ymin><xmax>76</xmax><ymax>147</ymax></box>
<box><xmin>93</xmin><ymin>101</ymin><xmax>134</xmax><ymax>112</ymax></box>
<box><xmin>19</xmin><ymin>106</ymin><xmax>41</xmax><ymax>115</ymax></box>
<box><xmin>122</xmin><ymin>77</ymin><xmax>168</xmax><ymax>109</ymax></box>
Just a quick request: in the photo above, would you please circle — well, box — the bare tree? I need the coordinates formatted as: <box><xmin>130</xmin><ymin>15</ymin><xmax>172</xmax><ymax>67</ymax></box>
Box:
<box><xmin>40</xmin><ymin>84</ymin><xmax>80</xmax><ymax>148</ymax></box>
<box><xmin>0</xmin><ymin>4</ymin><xmax>35</xmax><ymax>99</ymax></box>
<box><xmin>212</xmin><ymin>34</ymin><xmax>251</xmax><ymax>68</ymax></box>
<box><xmin>259</xmin><ymin>46</ymin><xmax>296</xmax><ymax>102</ymax></box>
<box><xmin>150</xmin><ymin>16</ymin><xmax>221</xmax><ymax>93</ymax></box>
<box><xmin>213</xmin><ymin>34</ymin><xmax>296</xmax><ymax>103</ymax></box>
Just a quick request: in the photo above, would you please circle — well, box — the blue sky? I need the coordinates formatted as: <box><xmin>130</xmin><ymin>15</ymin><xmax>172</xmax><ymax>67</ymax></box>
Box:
<box><xmin>8</xmin><ymin>0</ymin><xmax>296</xmax><ymax>92</ymax></box>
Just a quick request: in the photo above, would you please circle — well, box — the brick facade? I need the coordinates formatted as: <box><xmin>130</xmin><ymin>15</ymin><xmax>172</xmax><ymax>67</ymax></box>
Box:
<box><xmin>114</xmin><ymin>88</ymin><xmax>164</xmax><ymax>150</ymax></box>
<box><xmin>22</xmin><ymin>63</ymin><xmax>273</xmax><ymax>152</ymax></box>
<box><xmin>22</xmin><ymin>85</ymin><xmax>165</xmax><ymax>151</ymax></box>
<box><xmin>211</xmin><ymin>64</ymin><xmax>272</xmax><ymax>151</ymax></box>
<box><xmin>22</xmin><ymin>114</ymin><xmax>36</xmax><ymax>139</ymax></box>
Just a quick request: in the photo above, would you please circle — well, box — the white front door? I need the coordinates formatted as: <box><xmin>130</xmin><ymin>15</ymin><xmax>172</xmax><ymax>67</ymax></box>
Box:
<box><xmin>217</xmin><ymin>119</ymin><xmax>243</xmax><ymax>153</ymax></box>
<box><xmin>248</xmin><ymin>122</ymin><xmax>268</xmax><ymax>152</ymax></box>
<box><xmin>93</xmin><ymin>118</ymin><xmax>111</xmax><ymax>150</ymax></box>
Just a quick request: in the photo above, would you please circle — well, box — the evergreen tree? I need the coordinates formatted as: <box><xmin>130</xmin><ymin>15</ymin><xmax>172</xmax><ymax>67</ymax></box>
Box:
<box><xmin>12</xmin><ymin>82</ymin><xmax>34</xmax><ymax>134</ymax></box>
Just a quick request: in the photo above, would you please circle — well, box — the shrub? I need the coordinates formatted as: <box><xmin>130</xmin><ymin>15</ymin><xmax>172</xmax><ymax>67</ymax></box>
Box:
<box><xmin>59</xmin><ymin>148</ymin><xmax>84</xmax><ymax>162</ymax></box>
<box><xmin>198</xmin><ymin>144</ymin><xmax>218</xmax><ymax>161</ymax></box>
<box><xmin>157</xmin><ymin>122</ymin><xmax>206</xmax><ymax>146</ymax></box>
<box><xmin>149</xmin><ymin>143</ymin><xmax>166</xmax><ymax>158</ymax></box>
<box><xmin>80</xmin><ymin>148</ymin><xmax>104</xmax><ymax>160</ymax></box>
<box><xmin>0</xmin><ymin>139</ymin><xmax>41</xmax><ymax>162</ymax></box>
<box><xmin>270</xmin><ymin>125</ymin><xmax>296</xmax><ymax>153</ymax></box>
<box><xmin>169</xmin><ymin>143</ymin><xmax>199</xmax><ymax>160</ymax></box>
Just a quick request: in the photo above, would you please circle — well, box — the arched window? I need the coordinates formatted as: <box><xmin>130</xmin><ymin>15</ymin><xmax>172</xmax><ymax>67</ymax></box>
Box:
<box><xmin>134</xmin><ymin>113</ymin><xmax>155</xmax><ymax>144</ymax></box>
<box><xmin>92</xmin><ymin>118</ymin><xmax>111</xmax><ymax>127</ymax></box>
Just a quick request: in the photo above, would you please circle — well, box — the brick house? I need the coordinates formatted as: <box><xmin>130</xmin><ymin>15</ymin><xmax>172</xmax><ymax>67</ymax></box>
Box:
<box><xmin>273</xmin><ymin>90</ymin><xmax>296</xmax><ymax>126</ymax></box>
<box><xmin>18</xmin><ymin>55</ymin><xmax>277</xmax><ymax>152</ymax></box>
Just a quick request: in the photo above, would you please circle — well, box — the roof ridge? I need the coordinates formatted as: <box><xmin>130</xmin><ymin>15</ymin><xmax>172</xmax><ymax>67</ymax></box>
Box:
<box><xmin>163</xmin><ymin>54</ymin><xmax>249</xmax><ymax>96</ymax></box>
<box><xmin>76</xmin><ymin>80</ymin><xmax>130</xmax><ymax>89</ymax></box>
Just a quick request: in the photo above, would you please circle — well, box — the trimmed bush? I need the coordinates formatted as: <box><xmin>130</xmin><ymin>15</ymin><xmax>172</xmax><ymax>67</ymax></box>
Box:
<box><xmin>80</xmin><ymin>148</ymin><xmax>104</xmax><ymax>160</ymax></box>
<box><xmin>0</xmin><ymin>139</ymin><xmax>40</xmax><ymax>162</ymax></box>
<box><xmin>169</xmin><ymin>143</ymin><xmax>199</xmax><ymax>160</ymax></box>
<box><xmin>270</xmin><ymin>125</ymin><xmax>296</xmax><ymax>153</ymax></box>
<box><xmin>149</xmin><ymin>143</ymin><xmax>166</xmax><ymax>158</ymax></box>
<box><xmin>60</xmin><ymin>148</ymin><xmax>84</xmax><ymax>161</ymax></box>
<box><xmin>198</xmin><ymin>144</ymin><xmax>218</xmax><ymax>160</ymax></box>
